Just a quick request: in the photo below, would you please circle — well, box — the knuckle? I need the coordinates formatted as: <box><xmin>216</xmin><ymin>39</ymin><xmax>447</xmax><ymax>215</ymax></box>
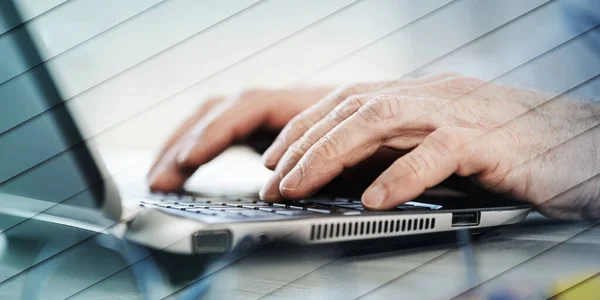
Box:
<box><xmin>427</xmin><ymin>128</ymin><xmax>464</xmax><ymax>155</ymax></box>
<box><xmin>330</xmin><ymin>95</ymin><xmax>365</xmax><ymax>121</ymax></box>
<box><xmin>288</xmin><ymin>112</ymin><xmax>317</xmax><ymax>134</ymax></box>
<box><xmin>384</xmin><ymin>95</ymin><xmax>408</xmax><ymax>119</ymax></box>
<box><xmin>286</xmin><ymin>139</ymin><xmax>310</xmax><ymax>161</ymax></box>
<box><xmin>401</xmin><ymin>153</ymin><xmax>426</xmax><ymax>183</ymax></box>
<box><xmin>357</xmin><ymin>96</ymin><xmax>398</xmax><ymax>123</ymax></box>
<box><xmin>315</xmin><ymin>133</ymin><xmax>340</xmax><ymax>160</ymax></box>
<box><xmin>338</xmin><ymin>82</ymin><xmax>371</xmax><ymax>98</ymax></box>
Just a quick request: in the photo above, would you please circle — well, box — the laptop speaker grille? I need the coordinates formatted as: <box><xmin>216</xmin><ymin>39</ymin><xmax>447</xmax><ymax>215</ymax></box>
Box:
<box><xmin>309</xmin><ymin>217</ymin><xmax>436</xmax><ymax>241</ymax></box>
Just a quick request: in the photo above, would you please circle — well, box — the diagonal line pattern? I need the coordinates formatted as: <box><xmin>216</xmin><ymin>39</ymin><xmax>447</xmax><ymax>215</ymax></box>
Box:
<box><xmin>74</xmin><ymin>2</ymin><xmax>600</xmax><ymax>299</ymax></box>
<box><xmin>0</xmin><ymin>0</ymin><xmax>72</xmax><ymax>38</ymax></box>
<box><xmin>548</xmin><ymin>272</ymin><xmax>600</xmax><ymax>299</ymax></box>
<box><xmin>354</xmin><ymin>168</ymin><xmax>600</xmax><ymax>299</ymax></box>
<box><xmin>256</xmin><ymin>17</ymin><xmax>600</xmax><ymax>300</ymax></box>
<box><xmin>167</xmin><ymin>171</ymin><xmax>600</xmax><ymax>300</ymax></box>
<box><xmin>0</xmin><ymin>0</ymin><xmax>266</xmax><ymax>137</ymax></box>
<box><xmin>0</xmin><ymin>0</ymin><xmax>436</xmax><ymax>234</ymax></box>
<box><xmin>0</xmin><ymin>0</ymin><xmax>526</xmax><ymax>213</ymax></box>
<box><xmin>351</xmin><ymin>69</ymin><xmax>600</xmax><ymax>300</ymax></box>
<box><xmin>450</xmin><ymin>224</ymin><xmax>600</xmax><ymax>299</ymax></box>
<box><xmin>63</xmin><ymin>219</ymin><xmax>316</xmax><ymax>299</ymax></box>
<box><xmin>353</xmin><ymin>71</ymin><xmax>600</xmax><ymax>300</ymax></box>
<box><xmin>354</xmin><ymin>221</ymin><xmax>600</xmax><ymax>300</ymax></box>
<box><xmin>33</xmin><ymin>59</ymin><xmax>600</xmax><ymax>300</ymax></box>
<box><xmin>0</xmin><ymin>0</ymin><xmax>563</xmax><ymax>289</ymax></box>
<box><xmin>0</xmin><ymin>0</ymin><xmax>592</xmax><ymax>296</ymax></box>
<box><xmin>0</xmin><ymin>0</ymin><xmax>369</xmax><ymax>188</ymax></box>
<box><xmin>0</xmin><ymin>0</ymin><xmax>365</xmax><ymax>285</ymax></box>
<box><xmin>0</xmin><ymin>0</ymin><xmax>168</xmax><ymax>86</ymax></box>
<box><xmin>255</xmin><ymin>73</ymin><xmax>600</xmax><ymax>300</ymax></box>
<box><xmin>174</xmin><ymin>48</ymin><xmax>600</xmax><ymax>300</ymax></box>
<box><xmin>0</xmin><ymin>0</ymin><xmax>369</xmax><ymax>237</ymax></box>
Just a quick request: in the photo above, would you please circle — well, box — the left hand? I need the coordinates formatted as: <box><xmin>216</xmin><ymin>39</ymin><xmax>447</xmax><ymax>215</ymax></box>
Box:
<box><xmin>259</xmin><ymin>74</ymin><xmax>600</xmax><ymax>220</ymax></box>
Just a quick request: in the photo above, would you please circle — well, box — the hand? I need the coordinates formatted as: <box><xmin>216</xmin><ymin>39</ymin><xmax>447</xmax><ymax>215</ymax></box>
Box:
<box><xmin>147</xmin><ymin>87</ymin><xmax>334</xmax><ymax>192</ymax></box>
<box><xmin>260</xmin><ymin>74</ymin><xmax>600</xmax><ymax>220</ymax></box>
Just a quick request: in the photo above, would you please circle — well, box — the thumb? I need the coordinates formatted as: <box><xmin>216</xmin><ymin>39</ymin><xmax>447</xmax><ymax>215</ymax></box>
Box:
<box><xmin>362</xmin><ymin>127</ymin><xmax>495</xmax><ymax>209</ymax></box>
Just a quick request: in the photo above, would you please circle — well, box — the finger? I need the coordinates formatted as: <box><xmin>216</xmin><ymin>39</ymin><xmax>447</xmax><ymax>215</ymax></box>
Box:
<box><xmin>361</xmin><ymin>127</ymin><xmax>495</xmax><ymax>210</ymax></box>
<box><xmin>151</xmin><ymin>87</ymin><xmax>335</xmax><ymax>192</ymax></box>
<box><xmin>261</xmin><ymin>73</ymin><xmax>462</xmax><ymax>170</ymax></box>
<box><xmin>260</xmin><ymin>82</ymin><xmax>449</xmax><ymax>201</ymax></box>
<box><xmin>160</xmin><ymin>97</ymin><xmax>224</xmax><ymax>154</ymax></box>
<box><xmin>277</xmin><ymin>95</ymin><xmax>412</xmax><ymax>200</ymax></box>
<box><xmin>175</xmin><ymin>87</ymin><xmax>335</xmax><ymax>165</ymax></box>
<box><xmin>149</xmin><ymin>90</ymin><xmax>281</xmax><ymax>192</ymax></box>
<box><xmin>176</xmin><ymin>91</ymin><xmax>278</xmax><ymax>167</ymax></box>
<box><xmin>148</xmin><ymin>97</ymin><xmax>222</xmax><ymax>190</ymax></box>
<box><xmin>259</xmin><ymin>93</ymin><xmax>371</xmax><ymax>201</ymax></box>
<box><xmin>260</xmin><ymin>83</ymin><xmax>382</xmax><ymax>169</ymax></box>
<box><xmin>260</xmin><ymin>75</ymin><xmax>462</xmax><ymax>200</ymax></box>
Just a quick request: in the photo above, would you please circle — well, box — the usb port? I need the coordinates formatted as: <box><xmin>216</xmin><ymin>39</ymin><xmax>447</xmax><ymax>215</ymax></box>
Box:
<box><xmin>451</xmin><ymin>212</ymin><xmax>480</xmax><ymax>227</ymax></box>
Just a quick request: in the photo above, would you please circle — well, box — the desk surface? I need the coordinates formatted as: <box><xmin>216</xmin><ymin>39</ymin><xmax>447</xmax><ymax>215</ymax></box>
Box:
<box><xmin>0</xmin><ymin>201</ymin><xmax>598</xmax><ymax>299</ymax></box>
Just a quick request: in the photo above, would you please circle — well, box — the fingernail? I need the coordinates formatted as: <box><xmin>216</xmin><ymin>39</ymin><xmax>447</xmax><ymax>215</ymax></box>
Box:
<box><xmin>362</xmin><ymin>185</ymin><xmax>386</xmax><ymax>208</ymax></box>
<box><xmin>176</xmin><ymin>142</ymin><xmax>195</xmax><ymax>165</ymax></box>
<box><xmin>259</xmin><ymin>185</ymin><xmax>279</xmax><ymax>202</ymax></box>
<box><xmin>280</xmin><ymin>166</ymin><xmax>302</xmax><ymax>191</ymax></box>
<box><xmin>262</xmin><ymin>140</ymin><xmax>283</xmax><ymax>167</ymax></box>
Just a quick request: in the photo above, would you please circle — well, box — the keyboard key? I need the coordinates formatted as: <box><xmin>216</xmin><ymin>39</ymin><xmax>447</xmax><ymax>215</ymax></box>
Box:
<box><xmin>275</xmin><ymin>210</ymin><xmax>317</xmax><ymax>216</ymax></box>
<box><xmin>169</xmin><ymin>204</ymin><xmax>195</xmax><ymax>209</ymax></box>
<box><xmin>242</xmin><ymin>204</ymin><xmax>272</xmax><ymax>209</ymax></box>
<box><xmin>406</xmin><ymin>201</ymin><xmax>442</xmax><ymax>210</ymax></box>
<box><xmin>191</xmin><ymin>203</ymin><xmax>228</xmax><ymax>209</ymax></box>
<box><xmin>335</xmin><ymin>204</ymin><xmax>365</xmax><ymax>211</ymax></box>
<box><xmin>306</xmin><ymin>208</ymin><xmax>331</xmax><ymax>214</ymax></box>
<box><xmin>397</xmin><ymin>205</ymin><xmax>430</xmax><ymax>211</ymax></box>
<box><xmin>258</xmin><ymin>207</ymin><xmax>289</xmax><ymax>213</ymax></box>
<box><xmin>343</xmin><ymin>211</ymin><xmax>361</xmax><ymax>216</ymax></box>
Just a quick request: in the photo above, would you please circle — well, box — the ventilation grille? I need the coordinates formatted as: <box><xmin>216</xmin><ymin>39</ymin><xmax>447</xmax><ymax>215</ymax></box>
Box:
<box><xmin>309</xmin><ymin>217</ymin><xmax>436</xmax><ymax>241</ymax></box>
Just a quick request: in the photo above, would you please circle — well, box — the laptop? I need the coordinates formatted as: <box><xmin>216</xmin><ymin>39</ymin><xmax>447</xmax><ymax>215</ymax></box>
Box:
<box><xmin>0</xmin><ymin>2</ymin><xmax>532</xmax><ymax>254</ymax></box>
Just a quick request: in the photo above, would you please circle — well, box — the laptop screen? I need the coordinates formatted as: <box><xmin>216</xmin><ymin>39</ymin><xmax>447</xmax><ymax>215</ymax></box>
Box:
<box><xmin>0</xmin><ymin>2</ymin><xmax>121</xmax><ymax>220</ymax></box>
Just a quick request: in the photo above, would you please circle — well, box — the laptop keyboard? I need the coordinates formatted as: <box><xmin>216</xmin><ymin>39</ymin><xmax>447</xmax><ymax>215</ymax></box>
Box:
<box><xmin>135</xmin><ymin>194</ymin><xmax>442</xmax><ymax>220</ymax></box>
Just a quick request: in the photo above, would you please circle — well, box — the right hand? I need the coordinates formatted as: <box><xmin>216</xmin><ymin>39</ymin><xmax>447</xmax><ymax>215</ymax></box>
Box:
<box><xmin>147</xmin><ymin>87</ymin><xmax>334</xmax><ymax>192</ymax></box>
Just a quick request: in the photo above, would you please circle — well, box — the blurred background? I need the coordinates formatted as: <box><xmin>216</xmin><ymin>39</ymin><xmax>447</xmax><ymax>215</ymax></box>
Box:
<box><xmin>1</xmin><ymin>1</ymin><xmax>600</xmax><ymax>299</ymax></box>
<box><xmin>1</xmin><ymin>0</ymin><xmax>599</xmax><ymax>197</ymax></box>
<box><xmin>2</xmin><ymin>0</ymin><xmax>595</xmax><ymax>154</ymax></box>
